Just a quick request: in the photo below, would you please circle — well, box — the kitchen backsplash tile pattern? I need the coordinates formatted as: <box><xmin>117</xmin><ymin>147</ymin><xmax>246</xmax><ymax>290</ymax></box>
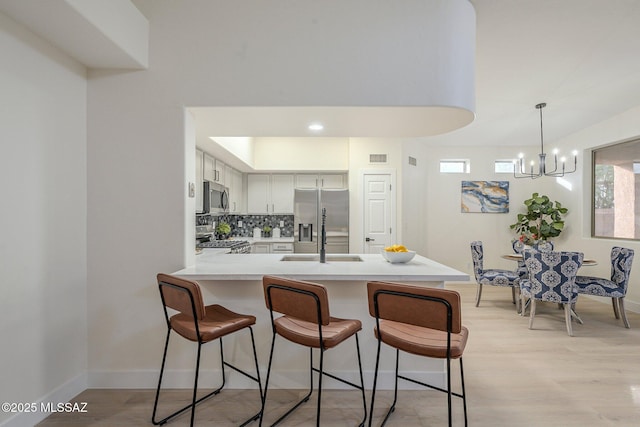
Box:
<box><xmin>197</xmin><ymin>214</ymin><xmax>294</xmax><ymax>238</ymax></box>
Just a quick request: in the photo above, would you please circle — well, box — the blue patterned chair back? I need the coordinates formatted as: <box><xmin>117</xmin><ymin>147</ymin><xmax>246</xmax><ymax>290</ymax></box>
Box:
<box><xmin>610</xmin><ymin>247</ymin><xmax>634</xmax><ymax>292</ymax></box>
<box><xmin>511</xmin><ymin>240</ymin><xmax>553</xmax><ymax>254</ymax></box>
<box><xmin>523</xmin><ymin>250</ymin><xmax>584</xmax><ymax>304</ymax></box>
<box><xmin>470</xmin><ymin>241</ymin><xmax>484</xmax><ymax>280</ymax></box>
<box><xmin>512</xmin><ymin>240</ymin><xmax>525</xmax><ymax>254</ymax></box>
<box><xmin>533</xmin><ymin>241</ymin><xmax>554</xmax><ymax>252</ymax></box>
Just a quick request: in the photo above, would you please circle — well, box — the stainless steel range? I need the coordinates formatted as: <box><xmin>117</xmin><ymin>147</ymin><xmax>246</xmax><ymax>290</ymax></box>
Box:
<box><xmin>198</xmin><ymin>239</ymin><xmax>251</xmax><ymax>253</ymax></box>
<box><xmin>196</xmin><ymin>225</ymin><xmax>250</xmax><ymax>253</ymax></box>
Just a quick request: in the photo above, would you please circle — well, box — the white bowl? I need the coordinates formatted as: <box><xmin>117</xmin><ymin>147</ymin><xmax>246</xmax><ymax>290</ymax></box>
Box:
<box><xmin>381</xmin><ymin>249</ymin><xmax>416</xmax><ymax>263</ymax></box>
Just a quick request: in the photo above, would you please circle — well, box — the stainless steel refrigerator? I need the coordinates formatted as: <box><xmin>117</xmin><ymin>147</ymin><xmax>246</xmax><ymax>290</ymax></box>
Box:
<box><xmin>294</xmin><ymin>189</ymin><xmax>349</xmax><ymax>254</ymax></box>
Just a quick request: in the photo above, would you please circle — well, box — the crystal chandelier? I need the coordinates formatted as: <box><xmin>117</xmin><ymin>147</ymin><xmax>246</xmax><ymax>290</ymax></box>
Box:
<box><xmin>513</xmin><ymin>102</ymin><xmax>577</xmax><ymax>179</ymax></box>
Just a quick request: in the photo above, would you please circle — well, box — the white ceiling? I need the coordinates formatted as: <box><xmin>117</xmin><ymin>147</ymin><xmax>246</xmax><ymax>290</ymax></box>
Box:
<box><xmin>4</xmin><ymin>0</ymin><xmax>640</xmax><ymax>149</ymax></box>
<box><xmin>192</xmin><ymin>0</ymin><xmax>640</xmax><ymax>148</ymax></box>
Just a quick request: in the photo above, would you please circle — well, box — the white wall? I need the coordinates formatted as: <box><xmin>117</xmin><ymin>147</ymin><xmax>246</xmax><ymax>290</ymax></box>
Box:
<box><xmin>253</xmin><ymin>137</ymin><xmax>349</xmax><ymax>171</ymax></box>
<box><xmin>404</xmin><ymin>114</ymin><xmax>640</xmax><ymax>313</ymax></box>
<box><xmin>556</xmin><ymin>106</ymin><xmax>640</xmax><ymax>312</ymax></box>
<box><xmin>348</xmin><ymin>138</ymin><xmax>404</xmax><ymax>252</ymax></box>
<box><xmin>420</xmin><ymin>144</ymin><xmax>558</xmax><ymax>271</ymax></box>
<box><xmin>86</xmin><ymin>0</ymin><xmax>475</xmax><ymax>387</ymax></box>
<box><xmin>0</xmin><ymin>11</ymin><xmax>87</xmax><ymax>426</ymax></box>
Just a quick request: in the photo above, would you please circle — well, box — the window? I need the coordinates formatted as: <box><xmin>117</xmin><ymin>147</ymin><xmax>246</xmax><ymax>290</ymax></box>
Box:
<box><xmin>592</xmin><ymin>139</ymin><xmax>640</xmax><ymax>239</ymax></box>
<box><xmin>439</xmin><ymin>159</ymin><xmax>469</xmax><ymax>173</ymax></box>
<box><xmin>494</xmin><ymin>160</ymin><xmax>515</xmax><ymax>174</ymax></box>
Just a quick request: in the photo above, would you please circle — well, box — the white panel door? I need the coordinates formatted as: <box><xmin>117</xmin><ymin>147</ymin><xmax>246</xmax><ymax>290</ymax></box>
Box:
<box><xmin>363</xmin><ymin>174</ymin><xmax>394</xmax><ymax>253</ymax></box>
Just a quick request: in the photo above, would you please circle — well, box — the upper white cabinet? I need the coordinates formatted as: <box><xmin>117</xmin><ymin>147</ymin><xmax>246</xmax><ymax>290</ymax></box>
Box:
<box><xmin>196</xmin><ymin>149</ymin><xmax>204</xmax><ymax>213</ymax></box>
<box><xmin>200</xmin><ymin>151</ymin><xmax>245</xmax><ymax>213</ymax></box>
<box><xmin>247</xmin><ymin>174</ymin><xmax>294</xmax><ymax>213</ymax></box>
<box><xmin>214</xmin><ymin>159</ymin><xmax>225</xmax><ymax>184</ymax></box>
<box><xmin>203</xmin><ymin>153</ymin><xmax>225</xmax><ymax>184</ymax></box>
<box><xmin>271</xmin><ymin>174</ymin><xmax>295</xmax><ymax>212</ymax></box>
<box><xmin>295</xmin><ymin>174</ymin><xmax>347</xmax><ymax>189</ymax></box>
<box><xmin>226</xmin><ymin>167</ymin><xmax>244</xmax><ymax>213</ymax></box>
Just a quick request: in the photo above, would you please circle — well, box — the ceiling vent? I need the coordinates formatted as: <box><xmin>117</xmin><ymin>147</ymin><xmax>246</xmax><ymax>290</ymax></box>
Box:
<box><xmin>408</xmin><ymin>156</ymin><xmax>417</xmax><ymax>166</ymax></box>
<box><xmin>369</xmin><ymin>154</ymin><xmax>388</xmax><ymax>164</ymax></box>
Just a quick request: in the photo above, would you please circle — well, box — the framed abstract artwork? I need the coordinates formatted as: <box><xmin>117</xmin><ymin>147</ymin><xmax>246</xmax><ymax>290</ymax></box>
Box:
<box><xmin>461</xmin><ymin>181</ymin><xmax>509</xmax><ymax>213</ymax></box>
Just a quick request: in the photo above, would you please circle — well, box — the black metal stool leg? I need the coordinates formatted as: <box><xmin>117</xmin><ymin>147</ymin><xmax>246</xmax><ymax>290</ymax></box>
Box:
<box><xmin>316</xmin><ymin>348</ymin><xmax>324</xmax><ymax>427</ymax></box>
<box><xmin>239</xmin><ymin>326</ymin><xmax>263</xmax><ymax>427</ymax></box>
<box><xmin>460</xmin><ymin>357</ymin><xmax>467</xmax><ymax>427</ymax></box>
<box><xmin>355</xmin><ymin>333</ymin><xmax>367</xmax><ymax>427</ymax></box>
<box><xmin>368</xmin><ymin>337</ymin><xmax>382</xmax><ymax>427</ymax></box>
<box><xmin>152</xmin><ymin>330</ymin><xmax>171</xmax><ymax>425</ymax></box>
<box><xmin>446</xmin><ymin>355</ymin><xmax>452</xmax><ymax>427</ymax></box>
<box><xmin>261</xmin><ymin>335</ymin><xmax>314</xmax><ymax>427</ymax></box>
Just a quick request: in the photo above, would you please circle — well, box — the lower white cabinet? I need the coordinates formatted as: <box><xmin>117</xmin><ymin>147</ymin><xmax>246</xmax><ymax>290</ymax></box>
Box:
<box><xmin>251</xmin><ymin>242</ymin><xmax>294</xmax><ymax>253</ymax></box>
<box><xmin>271</xmin><ymin>242</ymin><xmax>294</xmax><ymax>253</ymax></box>
<box><xmin>251</xmin><ymin>243</ymin><xmax>270</xmax><ymax>254</ymax></box>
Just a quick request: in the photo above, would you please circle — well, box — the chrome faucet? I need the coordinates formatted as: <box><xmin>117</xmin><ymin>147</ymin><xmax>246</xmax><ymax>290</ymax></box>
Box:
<box><xmin>320</xmin><ymin>208</ymin><xmax>326</xmax><ymax>263</ymax></box>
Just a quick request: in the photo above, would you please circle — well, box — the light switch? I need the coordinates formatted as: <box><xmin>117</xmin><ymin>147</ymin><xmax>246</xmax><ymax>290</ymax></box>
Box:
<box><xmin>188</xmin><ymin>182</ymin><xmax>195</xmax><ymax>198</ymax></box>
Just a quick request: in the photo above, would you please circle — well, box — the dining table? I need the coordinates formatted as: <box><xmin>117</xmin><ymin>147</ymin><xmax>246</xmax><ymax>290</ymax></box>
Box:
<box><xmin>501</xmin><ymin>253</ymin><xmax>598</xmax><ymax>265</ymax></box>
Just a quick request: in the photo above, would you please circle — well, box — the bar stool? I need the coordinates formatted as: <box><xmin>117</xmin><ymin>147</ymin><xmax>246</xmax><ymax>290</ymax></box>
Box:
<box><xmin>153</xmin><ymin>273</ymin><xmax>262</xmax><ymax>427</ymax></box>
<box><xmin>260</xmin><ymin>275</ymin><xmax>367</xmax><ymax>427</ymax></box>
<box><xmin>367</xmin><ymin>281</ymin><xmax>469</xmax><ymax>427</ymax></box>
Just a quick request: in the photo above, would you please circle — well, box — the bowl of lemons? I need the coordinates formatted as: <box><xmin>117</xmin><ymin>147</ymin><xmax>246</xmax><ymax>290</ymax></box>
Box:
<box><xmin>381</xmin><ymin>244</ymin><xmax>416</xmax><ymax>263</ymax></box>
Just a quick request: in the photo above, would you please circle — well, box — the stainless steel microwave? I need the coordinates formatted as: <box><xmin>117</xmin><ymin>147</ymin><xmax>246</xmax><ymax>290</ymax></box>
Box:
<box><xmin>203</xmin><ymin>181</ymin><xmax>229</xmax><ymax>213</ymax></box>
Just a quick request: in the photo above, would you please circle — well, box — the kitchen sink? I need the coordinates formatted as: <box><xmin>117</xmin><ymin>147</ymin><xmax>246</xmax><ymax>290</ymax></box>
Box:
<box><xmin>280</xmin><ymin>255</ymin><xmax>363</xmax><ymax>262</ymax></box>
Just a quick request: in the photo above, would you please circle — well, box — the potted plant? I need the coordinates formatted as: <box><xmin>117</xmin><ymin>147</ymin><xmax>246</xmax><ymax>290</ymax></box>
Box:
<box><xmin>262</xmin><ymin>225</ymin><xmax>272</xmax><ymax>238</ymax></box>
<box><xmin>510</xmin><ymin>193</ymin><xmax>568</xmax><ymax>245</ymax></box>
<box><xmin>215</xmin><ymin>221</ymin><xmax>231</xmax><ymax>240</ymax></box>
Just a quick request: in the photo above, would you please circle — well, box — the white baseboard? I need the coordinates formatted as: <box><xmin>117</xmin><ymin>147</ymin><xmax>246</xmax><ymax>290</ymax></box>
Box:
<box><xmin>0</xmin><ymin>373</ymin><xmax>87</xmax><ymax>427</ymax></box>
<box><xmin>88</xmin><ymin>368</ymin><xmax>446</xmax><ymax>391</ymax></box>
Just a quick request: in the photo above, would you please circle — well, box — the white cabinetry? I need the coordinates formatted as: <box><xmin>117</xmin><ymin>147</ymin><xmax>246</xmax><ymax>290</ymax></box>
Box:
<box><xmin>295</xmin><ymin>174</ymin><xmax>347</xmax><ymax>189</ymax></box>
<box><xmin>247</xmin><ymin>174</ymin><xmax>294</xmax><ymax>213</ymax></box>
<box><xmin>196</xmin><ymin>149</ymin><xmax>204</xmax><ymax>213</ymax></box>
<box><xmin>251</xmin><ymin>242</ymin><xmax>293</xmax><ymax>253</ymax></box>
<box><xmin>214</xmin><ymin>159</ymin><xmax>225</xmax><ymax>184</ymax></box>
<box><xmin>226</xmin><ymin>167</ymin><xmax>244</xmax><ymax>213</ymax></box>
<box><xmin>204</xmin><ymin>154</ymin><xmax>225</xmax><ymax>184</ymax></box>
<box><xmin>251</xmin><ymin>243</ymin><xmax>270</xmax><ymax>253</ymax></box>
<box><xmin>271</xmin><ymin>242</ymin><xmax>294</xmax><ymax>253</ymax></box>
<box><xmin>203</xmin><ymin>153</ymin><xmax>215</xmax><ymax>182</ymax></box>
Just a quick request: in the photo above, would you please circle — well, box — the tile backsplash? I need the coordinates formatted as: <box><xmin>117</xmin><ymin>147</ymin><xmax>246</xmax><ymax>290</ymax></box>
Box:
<box><xmin>197</xmin><ymin>213</ymin><xmax>294</xmax><ymax>237</ymax></box>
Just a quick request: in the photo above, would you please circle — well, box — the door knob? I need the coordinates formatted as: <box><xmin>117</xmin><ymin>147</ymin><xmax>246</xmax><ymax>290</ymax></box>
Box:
<box><xmin>365</xmin><ymin>237</ymin><xmax>375</xmax><ymax>242</ymax></box>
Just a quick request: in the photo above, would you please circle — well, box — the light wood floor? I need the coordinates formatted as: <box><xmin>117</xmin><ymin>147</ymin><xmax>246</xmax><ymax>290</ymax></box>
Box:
<box><xmin>38</xmin><ymin>283</ymin><xmax>640</xmax><ymax>426</ymax></box>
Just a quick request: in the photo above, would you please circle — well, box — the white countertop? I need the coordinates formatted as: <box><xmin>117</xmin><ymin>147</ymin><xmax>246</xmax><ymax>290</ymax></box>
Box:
<box><xmin>175</xmin><ymin>252</ymin><xmax>469</xmax><ymax>282</ymax></box>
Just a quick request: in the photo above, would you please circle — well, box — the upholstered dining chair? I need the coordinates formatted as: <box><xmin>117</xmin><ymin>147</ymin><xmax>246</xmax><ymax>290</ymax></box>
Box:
<box><xmin>520</xmin><ymin>250</ymin><xmax>584</xmax><ymax>336</ymax></box>
<box><xmin>153</xmin><ymin>274</ymin><xmax>262</xmax><ymax>427</ymax></box>
<box><xmin>575</xmin><ymin>246</ymin><xmax>635</xmax><ymax>328</ymax></box>
<box><xmin>367</xmin><ymin>281</ymin><xmax>469</xmax><ymax>427</ymax></box>
<box><xmin>512</xmin><ymin>240</ymin><xmax>555</xmax><ymax>279</ymax></box>
<box><xmin>261</xmin><ymin>275</ymin><xmax>367</xmax><ymax>427</ymax></box>
<box><xmin>471</xmin><ymin>241</ymin><xmax>520</xmax><ymax>308</ymax></box>
<box><xmin>512</xmin><ymin>240</ymin><xmax>554</xmax><ymax>315</ymax></box>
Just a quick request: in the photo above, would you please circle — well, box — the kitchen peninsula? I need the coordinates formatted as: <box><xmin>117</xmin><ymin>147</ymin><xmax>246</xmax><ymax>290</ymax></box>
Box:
<box><xmin>172</xmin><ymin>252</ymin><xmax>469</xmax><ymax>390</ymax></box>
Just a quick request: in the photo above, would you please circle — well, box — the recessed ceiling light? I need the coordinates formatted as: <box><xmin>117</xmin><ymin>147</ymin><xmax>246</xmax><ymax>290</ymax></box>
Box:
<box><xmin>308</xmin><ymin>123</ymin><xmax>324</xmax><ymax>132</ymax></box>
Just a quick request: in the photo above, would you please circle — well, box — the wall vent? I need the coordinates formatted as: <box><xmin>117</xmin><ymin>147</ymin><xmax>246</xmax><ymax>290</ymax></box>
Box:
<box><xmin>369</xmin><ymin>153</ymin><xmax>388</xmax><ymax>163</ymax></box>
<box><xmin>408</xmin><ymin>156</ymin><xmax>417</xmax><ymax>166</ymax></box>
